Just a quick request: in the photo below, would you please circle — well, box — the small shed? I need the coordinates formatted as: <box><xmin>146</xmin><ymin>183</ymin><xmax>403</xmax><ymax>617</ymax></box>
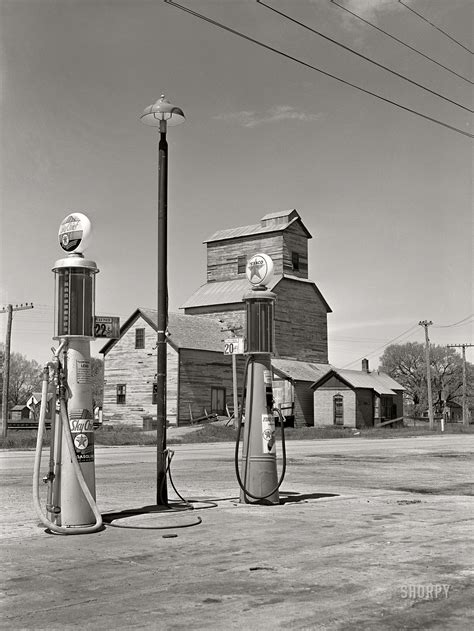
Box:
<box><xmin>27</xmin><ymin>392</ymin><xmax>54</xmax><ymax>420</ymax></box>
<box><xmin>272</xmin><ymin>358</ymin><xmax>332</xmax><ymax>427</ymax></box>
<box><xmin>311</xmin><ymin>361</ymin><xmax>404</xmax><ymax>428</ymax></box>
<box><xmin>10</xmin><ymin>405</ymin><xmax>30</xmax><ymax>421</ymax></box>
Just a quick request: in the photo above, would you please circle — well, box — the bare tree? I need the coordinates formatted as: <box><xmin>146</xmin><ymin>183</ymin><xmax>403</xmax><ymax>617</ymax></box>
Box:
<box><xmin>380</xmin><ymin>342</ymin><xmax>472</xmax><ymax>416</ymax></box>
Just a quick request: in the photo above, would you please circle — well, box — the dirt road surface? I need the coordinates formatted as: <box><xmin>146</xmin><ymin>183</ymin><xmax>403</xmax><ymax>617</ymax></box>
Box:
<box><xmin>1</xmin><ymin>435</ymin><xmax>473</xmax><ymax>630</ymax></box>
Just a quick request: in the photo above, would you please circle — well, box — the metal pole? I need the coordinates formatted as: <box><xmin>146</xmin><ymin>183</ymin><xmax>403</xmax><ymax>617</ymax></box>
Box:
<box><xmin>157</xmin><ymin>119</ymin><xmax>168</xmax><ymax>505</ymax></box>
<box><xmin>232</xmin><ymin>353</ymin><xmax>239</xmax><ymax>429</ymax></box>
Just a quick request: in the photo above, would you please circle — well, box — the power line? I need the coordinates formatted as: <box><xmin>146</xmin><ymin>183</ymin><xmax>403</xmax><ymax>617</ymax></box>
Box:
<box><xmin>433</xmin><ymin>314</ymin><xmax>474</xmax><ymax>328</ymax></box>
<box><xmin>257</xmin><ymin>0</ymin><xmax>473</xmax><ymax>113</ymax></box>
<box><xmin>340</xmin><ymin>323</ymin><xmax>420</xmax><ymax>368</ymax></box>
<box><xmin>398</xmin><ymin>0</ymin><xmax>474</xmax><ymax>55</ymax></box>
<box><xmin>330</xmin><ymin>0</ymin><xmax>473</xmax><ymax>85</ymax></box>
<box><xmin>164</xmin><ymin>0</ymin><xmax>473</xmax><ymax>139</ymax></box>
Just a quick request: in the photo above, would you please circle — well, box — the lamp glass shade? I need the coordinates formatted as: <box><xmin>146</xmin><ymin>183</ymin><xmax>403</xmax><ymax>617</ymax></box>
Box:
<box><xmin>140</xmin><ymin>95</ymin><xmax>185</xmax><ymax>127</ymax></box>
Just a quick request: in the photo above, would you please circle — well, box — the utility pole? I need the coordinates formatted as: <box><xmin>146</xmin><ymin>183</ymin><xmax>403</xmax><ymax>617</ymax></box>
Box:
<box><xmin>419</xmin><ymin>320</ymin><xmax>434</xmax><ymax>430</ymax></box>
<box><xmin>1</xmin><ymin>303</ymin><xmax>34</xmax><ymax>437</ymax></box>
<box><xmin>447</xmin><ymin>343</ymin><xmax>473</xmax><ymax>426</ymax></box>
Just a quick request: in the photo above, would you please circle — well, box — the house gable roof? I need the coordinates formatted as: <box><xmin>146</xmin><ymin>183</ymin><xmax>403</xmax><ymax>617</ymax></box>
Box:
<box><xmin>100</xmin><ymin>308</ymin><xmax>226</xmax><ymax>355</ymax></box>
<box><xmin>311</xmin><ymin>368</ymin><xmax>404</xmax><ymax>395</ymax></box>
<box><xmin>272</xmin><ymin>358</ymin><xmax>332</xmax><ymax>383</ymax></box>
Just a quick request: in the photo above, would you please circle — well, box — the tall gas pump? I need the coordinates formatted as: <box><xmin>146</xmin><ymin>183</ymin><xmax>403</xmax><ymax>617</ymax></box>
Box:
<box><xmin>33</xmin><ymin>213</ymin><xmax>102</xmax><ymax>534</ymax></box>
<box><xmin>237</xmin><ymin>253</ymin><xmax>285</xmax><ymax>505</ymax></box>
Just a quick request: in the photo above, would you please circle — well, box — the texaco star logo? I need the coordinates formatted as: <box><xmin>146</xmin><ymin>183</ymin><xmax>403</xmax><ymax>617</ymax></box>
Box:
<box><xmin>248</xmin><ymin>258</ymin><xmax>266</xmax><ymax>283</ymax></box>
<box><xmin>74</xmin><ymin>434</ymin><xmax>89</xmax><ymax>450</ymax></box>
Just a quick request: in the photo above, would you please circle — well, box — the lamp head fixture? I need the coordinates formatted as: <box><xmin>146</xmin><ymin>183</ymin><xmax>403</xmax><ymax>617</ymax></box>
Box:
<box><xmin>140</xmin><ymin>95</ymin><xmax>185</xmax><ymax>127</ymax></box>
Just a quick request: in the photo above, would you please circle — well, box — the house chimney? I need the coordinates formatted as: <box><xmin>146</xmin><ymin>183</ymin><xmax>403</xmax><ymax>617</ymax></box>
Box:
<box><xmin>361</xmin><ymin>358</ymin><xmax>369</xmax><ymax>373</ymax></box>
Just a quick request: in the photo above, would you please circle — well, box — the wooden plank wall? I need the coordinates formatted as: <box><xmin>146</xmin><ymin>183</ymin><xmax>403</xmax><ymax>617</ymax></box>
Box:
<box><xmin>274</xmin><ymin>278</ymin><xmax>328</xmax><ymax>363</ymax></box>
<box><xmin>206</xmin><ymin>223</ymin><xmax>309</xmax><ymax>283</ymax></box>
<box><xmin>102</xmin><ymin>316</ymin><xmax>178</xmax><ymax>426</ymax></box>
<box><xmin>355</xmin><ymin>389</ymin><xmax>375</xmax><ymax>427</ymax></box>
<box><xmin>178</xmin><ymin>349</ymin><xmax>246</xmax><ymax>424</ymax></box>
<box><xmin>294</xmin><ymin>382</ymin><xmax>315</xmax><ymax>427</ymax></box>
<box><xmin>281</xmin><ymin>225</ymin><xmax>309</xmax><ymax>278</ymax></box>
<box><xmin>207</xmin><ymin>234</ymin><xmax>284</xmax><ymax>282</ymax></box>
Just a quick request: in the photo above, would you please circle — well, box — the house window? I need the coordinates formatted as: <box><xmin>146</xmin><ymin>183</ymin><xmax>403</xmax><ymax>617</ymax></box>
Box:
<box><xmin>237</xmin><ymin>255</ymin><xmax>247</xmax><ymax>274</ymax></box>
<box><xmin>116</xmin><ymin>384</ymin><xmax>126</xmax><ymax>405</ymax></box>
<box><xmin>333</xmin><ymin>394</ymin><xmax>344</xmax><ymax>426</ymax></box>
<box><xmin>211</xmin><ymin>387</ymin><xmax>226</xmax><ymax>415</ymax></box>
<box><xmin>135</xmin><ymin>328</ymin><xmax>145</xmax><ymax>349</ymax></box>
<box><xmin>292</xmin><ymin>251</ymin><xmax>300</xmax><ymax>271</ymax></box>
<box><xmin>152</xmin><ymin>383</ymin><xmax>157</xmax><ymax>405</ymax></box>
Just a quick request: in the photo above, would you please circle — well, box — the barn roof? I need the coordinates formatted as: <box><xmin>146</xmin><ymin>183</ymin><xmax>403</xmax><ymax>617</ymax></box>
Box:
<box><xmin>204</xmin><ymin>209</ymin><xmax>312</xmax><ymax>243</ymax></box>
<box><xmin>311</xmin><ymin>368</ymin><xmax>404</xmax><ymax>395</ymax></box>
<box><xmin>181</xmin><ymin>275</ymin><xmax>332</xmax><ymax>313</ymax></box>
<box><xmin>272</xmin><ymin>358</ymin><xmax>332</xmax><ymax>383</ymax></box>
<box><xmin>100</xmin><ymin>308</ymin><xmax>226</xmax><ymax>355</ymax></box>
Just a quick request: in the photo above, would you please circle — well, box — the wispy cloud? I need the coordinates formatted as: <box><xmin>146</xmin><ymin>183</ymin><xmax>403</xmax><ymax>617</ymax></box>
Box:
<box><xmin>215</xmin><ymin>105</ymin><xmax>324</xmax><ymax>128</ymax></box>
<box><xmin>340</xmin><ymin>0</ymin><xmax>400</xmax><ymax>25</ymax></box>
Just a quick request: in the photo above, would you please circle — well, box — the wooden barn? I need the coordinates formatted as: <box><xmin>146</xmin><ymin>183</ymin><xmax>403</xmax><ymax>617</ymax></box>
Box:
<box><xmin>101</xmin><ymin>209</ymin><xmax>333</xmax><ymax>427</ymax></box>
<box><xmin>100</xmin><ymin>308</ymin><xmax>244</xmax><ymax>426</ymax></box>
<box><xmin>311</xmin><ymin>360</ymin><xmax>404</xmax><ymax>428</ymax></box>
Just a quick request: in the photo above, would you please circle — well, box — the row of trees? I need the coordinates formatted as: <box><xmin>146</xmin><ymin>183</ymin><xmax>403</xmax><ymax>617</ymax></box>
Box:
<box><xmin>0</xmin><ymin>345</ymin><xmax>104</xmax><ymax>412</ymax></box>
<box><xmin>379</xmin><ymin>342</ymin><xmax>473</xmax><ymax>417</ymax></box>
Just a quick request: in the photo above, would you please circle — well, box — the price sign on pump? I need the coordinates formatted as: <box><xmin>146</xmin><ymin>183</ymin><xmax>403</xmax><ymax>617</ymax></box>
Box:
<box><xmin>224</xmin><ymin>338</ymin><xmax>245</xmax><ymax>355</ymax></box>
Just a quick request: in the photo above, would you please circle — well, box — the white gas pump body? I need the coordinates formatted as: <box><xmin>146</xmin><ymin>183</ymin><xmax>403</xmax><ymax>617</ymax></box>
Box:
<box><xmin>239</xmin><ymin>254</ymin><xmax>279</xmax><ymax>505</ymax></box>
<box><xmin>51</xmin><ymin>215</ymin><xmax>99</xmax><ymax>529</ymax></box>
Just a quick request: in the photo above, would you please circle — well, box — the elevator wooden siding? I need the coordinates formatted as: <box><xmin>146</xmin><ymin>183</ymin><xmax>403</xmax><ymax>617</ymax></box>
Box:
<box><xmin>273</xmin><ymin>278</ymin><xmax>329</xmax><ymax>363</ymax></box>
<box><xmin>206</xmin><ymin>222</ymin><xmax>310</xmax><ymax>283</ymax></box>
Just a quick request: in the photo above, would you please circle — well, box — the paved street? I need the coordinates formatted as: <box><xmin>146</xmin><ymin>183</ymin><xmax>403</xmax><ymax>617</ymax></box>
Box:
<box><xmin>1</xmin><ymin>435</ymin><xmax>473</xmax><ymax>629</ymax></box>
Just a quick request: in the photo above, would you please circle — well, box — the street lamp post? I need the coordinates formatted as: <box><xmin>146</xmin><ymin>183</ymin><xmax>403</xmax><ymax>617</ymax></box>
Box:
<box><xmin>140</xmin><ymin>95</ymin><xmax>185</xmax><ymax>506</ymax></box>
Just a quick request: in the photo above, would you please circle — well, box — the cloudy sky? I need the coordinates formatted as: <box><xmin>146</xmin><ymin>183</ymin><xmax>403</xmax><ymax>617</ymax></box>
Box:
<box><xmin>1</xmin><ymin>0</ymin><xmax>472</xmax><ymax>367</ymax></box>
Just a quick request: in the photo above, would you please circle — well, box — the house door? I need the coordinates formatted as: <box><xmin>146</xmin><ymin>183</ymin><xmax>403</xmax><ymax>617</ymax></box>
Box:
<box><xmin>211</xmin><ymin>387</ymin><xmax>226</xmax><ymax>415</ymax></box>
<box><xmin>333</xmin><ymin>395</ymin><xmax>344</xmax><ymax>426</ymax></box>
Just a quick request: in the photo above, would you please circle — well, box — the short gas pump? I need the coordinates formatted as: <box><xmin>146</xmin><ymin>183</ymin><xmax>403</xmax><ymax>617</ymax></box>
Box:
<box><xmin>33</xmin><ymin>213</ymin><xmax>102</xmax><ymax>534</ymax></box>
<box><xmin>236</xmin><ymin>253</ymin><xmax>286</xmax><ymax>505</ymax></box>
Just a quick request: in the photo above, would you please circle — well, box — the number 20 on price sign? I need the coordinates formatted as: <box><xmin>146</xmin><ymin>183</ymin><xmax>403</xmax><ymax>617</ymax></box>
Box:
<box><xmin>224</xmin><ymin>338</ymin><xmax>244</xmax><ymax>355</ymax></box>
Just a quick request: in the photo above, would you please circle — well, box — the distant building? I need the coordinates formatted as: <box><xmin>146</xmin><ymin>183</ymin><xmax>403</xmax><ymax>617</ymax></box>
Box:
<box><xmin>101</xmin><ymin>309</ymin><xmax>243</xmax><ymax>425</ymax></box>
<box><xmin>27</xmin><ymin>391</ymin><xmax>54</xmax><ymax>420</ymax></box>
<box><xmin>311</xmin><ymin>360</ymin><xmax>404</xmax><ymax>428</ymax></box>
<box><xmin>10</xmin><ymin>405</ymin><xmax>30</xmax><ymax>421</ymax></box>
<box><xmin>101</xmin><ymin>209</ymin><xmax>334</xmax><ymax>427</ymax></box>
<box><xmin>182</xmin><ymin>209</ymin><xmax>331</xmax><ymax>363</ymax></box>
